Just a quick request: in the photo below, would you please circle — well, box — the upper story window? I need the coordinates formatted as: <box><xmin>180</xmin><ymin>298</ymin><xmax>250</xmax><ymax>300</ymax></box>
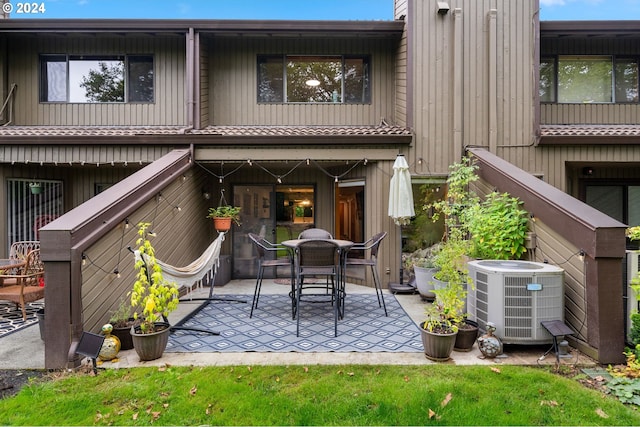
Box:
<box><xmin>540</xmin><ymin>55</ymin><xmax>638</xmax><ymax>103</ymax></box>
<box><xmin>40</xmin><ymin>54</ymin><xmax>154</xmax><ymax>103</ymax></box>
<box><xmin>257</xmin><ymin>55</ymin><xmax>371</xmax><ymax>104</ymax></box>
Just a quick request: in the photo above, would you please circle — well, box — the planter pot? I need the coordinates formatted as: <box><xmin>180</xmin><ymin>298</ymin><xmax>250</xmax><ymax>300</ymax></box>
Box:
<box><xmin>431</xmin><ymin>276</ymin><xmax>448</xmax><ymax>291</ymax></box>
<box><xmin>36</xmin><ymin>308</ymin><xmax>45</xmax><ymax>341</ymax></box>
<box><xmin>414</xmin><ymin>266</ymin><xmax>437</xmax><ymax>300</ymax></box>
<box><xmin>112</xmin><ymin>321</ymin><xmax>137</xmax><ymax>351</ymax></box>
<box><xmin>213</xmin><ymin>217</ymin><xmax>232</xmax><ymax>232</ymax></box>
<box><xmin>454</xmin><ymin>320</ymin><xmax>479</xmax><ymax>352</ymax></box>
<box><xmin>130</xmin><ymin>322</ymin><xmax>171</xmax><ymax>361</ymax></box>
<box><xmin>419</xmin><ymin>322</ymin><xmax>458</xmax><ymax>361</ymax></box>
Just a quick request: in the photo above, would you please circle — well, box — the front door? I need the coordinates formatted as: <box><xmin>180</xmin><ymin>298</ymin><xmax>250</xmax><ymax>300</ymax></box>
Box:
<box><xmin>232</xmin><ymin>184</ymin><xmax>315</xmax><ymax>279</ymax></box>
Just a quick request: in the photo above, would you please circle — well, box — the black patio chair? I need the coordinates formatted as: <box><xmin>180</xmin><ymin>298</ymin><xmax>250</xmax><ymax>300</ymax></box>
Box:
<box><xmin>345</xmin><ymin>232</ymin><xmax>388</xmax><ymax>316</ymax></box>
<box><xmin>248</xmin><ymin>233</ymin><xmax>294</xmax><ymax>318</ymax></box>
<box><xmin>293</xmin><ymin>239</ymin><xmax>342</xmax><ymax>337</ymax></box>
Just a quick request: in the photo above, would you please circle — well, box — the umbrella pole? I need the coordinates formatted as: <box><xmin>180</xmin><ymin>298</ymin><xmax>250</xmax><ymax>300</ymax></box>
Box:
<box><xmin>388</xmin><ymin>224</ymin><xmax>416</xmax><ymax>294</ymax></box>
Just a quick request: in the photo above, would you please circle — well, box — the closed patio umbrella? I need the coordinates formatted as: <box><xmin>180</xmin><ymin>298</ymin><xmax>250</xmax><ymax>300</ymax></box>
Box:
<box><xmin>387</xmin><ymin>154</ymin><xmax>416</xmax><ymax>293</ymax></box>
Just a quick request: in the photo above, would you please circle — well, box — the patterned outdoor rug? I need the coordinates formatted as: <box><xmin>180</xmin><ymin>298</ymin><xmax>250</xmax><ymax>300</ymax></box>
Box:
<box><xmin>0</xmin><ymin>301</ymin><xmax>44</xmax><ymax>339</ymax></box>
<box><xmin>166</xmin><ymin>294</ymin><xmax>423</xmax><ymax>353</ymax></box>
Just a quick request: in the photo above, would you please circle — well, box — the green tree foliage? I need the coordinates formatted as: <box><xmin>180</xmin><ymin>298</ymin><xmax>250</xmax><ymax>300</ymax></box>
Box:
<box><xmin>80</xmin><ymin>61</ymin><xmax>124</xmax><ymax>102</ymax></box>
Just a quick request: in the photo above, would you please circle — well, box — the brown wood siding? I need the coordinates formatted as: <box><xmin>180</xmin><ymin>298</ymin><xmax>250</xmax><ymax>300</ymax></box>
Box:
<box><xmin>81</xmin><ymin>167</ymin><xmax>211</xmax><ymax>333</ymax></box>
<box><xmin>199</xmin><ymin>36</ymin><xmax>210</xmax><ymax>128</ymax></box>
<box><xmin>409</xmin><ymin>0</ymin><xmax>537</xmax><ymax>175</ymax></box>
<box><xmin>207</xmin><ymin>37</ymin><xmax>397</xmax><ymax>126</ymax></box>
<box><xmin>541</xmin><ymin>104</ymin><xmax>640</xmax><ymax>125</ymax></box>
<box><xmin>7</xmin><ymin>34</ymin><xmax>187</xmax><ymax>126</ymax></box>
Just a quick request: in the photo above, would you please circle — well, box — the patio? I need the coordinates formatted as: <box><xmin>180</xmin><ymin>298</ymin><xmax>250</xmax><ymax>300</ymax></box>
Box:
<box><xmin>0</xmin><ymin>279</ymin><xmax>599</xmax><ymax>370</ymax></box>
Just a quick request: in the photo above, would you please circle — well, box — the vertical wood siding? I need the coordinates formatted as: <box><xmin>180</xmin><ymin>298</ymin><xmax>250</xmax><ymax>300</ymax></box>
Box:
<box><xmin>208</xmin><ymin>37</ymin><xmax>397</xmax><ymax>125</ymax></box>
<box><xmin>81</xmin><ymin>167</ymin><xmax>211</xmax><ymax>332</ymax></box>
<box><xmin>409</xmin><ymin>0</ymin><xmax>537</xmax><ymax>175</ymax></box>
<box><xmin>7</xmin><ymin>34</ymin><xmax>186</xmax><ymax>126</ymax></box>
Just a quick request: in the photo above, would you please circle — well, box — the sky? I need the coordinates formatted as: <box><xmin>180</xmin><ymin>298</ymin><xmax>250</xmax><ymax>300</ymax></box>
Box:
<box><xmin>2</xmin><ymin>0</ymin><xmax>639</xmax><ymax>21</ymax></box>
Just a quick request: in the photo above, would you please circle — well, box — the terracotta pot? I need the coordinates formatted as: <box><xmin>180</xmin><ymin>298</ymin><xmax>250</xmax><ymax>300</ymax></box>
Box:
<box><xmin>454</xmin><ymin>320</ymin><xmax>479</xmax><ymax>352</ymax></box>
<box><xmin>419</xmin><ymin>322</ymin><xmax>458</xmax><ymax>361</ymax></box>
<box><xmin>130</xmin><ymin>322</ymin><xmax>171</xmax><ymax>361</ymax></box>
<box><xmin>213</xmin><ymin>217</ymin><xmax>232</xmax><ymax>232</ymax></box>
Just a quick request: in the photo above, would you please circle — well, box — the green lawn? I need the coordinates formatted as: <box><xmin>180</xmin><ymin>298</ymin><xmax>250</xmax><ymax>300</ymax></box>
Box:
<box><xmin>1</xmin><ymin>364</ymin><xmax>638</xmax><ymax>425</ymax></box>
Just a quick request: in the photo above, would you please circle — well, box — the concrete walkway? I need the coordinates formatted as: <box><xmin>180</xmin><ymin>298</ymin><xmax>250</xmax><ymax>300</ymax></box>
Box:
<box><xmin>0</xmin><ymin>279</ymin><xmax>597</xmax><ymax>370</ymax></box>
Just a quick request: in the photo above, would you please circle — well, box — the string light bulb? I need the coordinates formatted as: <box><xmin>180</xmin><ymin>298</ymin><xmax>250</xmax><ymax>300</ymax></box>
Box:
<box><xmin>113</xmin><ymin>268</ymin><xmax>121</xmax><ymax>279</ymax></box>
<box><xmin>578</xmin><ymin>249</ymin><xmax>585</xmax><ymax>262</ymax></box>
<box><xmin>277</xmin><ymin>177</ymin><xmax>282</xmax><ymax>184</ymax></box>
<box><xmin>364</xmin><ymin>158</ymin><xmax>368</xmax><ymax>165</ymax></box>
<box><xmin>335</xmin><ymin>176</ymin><xmax>339</xmax><ymax>183</ymax></box>
<box><xmin>81</xmin><ymin>253</ymin><xmax>87</xmax><ymax>266</ymax></box>
<box><xmin>124</xmin><ymin>218</ymin><xmax>130</xmax><ymax>229</ymax></box>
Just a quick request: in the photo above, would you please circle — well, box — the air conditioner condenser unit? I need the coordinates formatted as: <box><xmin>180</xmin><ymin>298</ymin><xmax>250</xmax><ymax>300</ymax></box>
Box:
<box><xmin>467</xmin><ymin>260</ymin><xmax>565</xmax><ymax>345</ymax></box>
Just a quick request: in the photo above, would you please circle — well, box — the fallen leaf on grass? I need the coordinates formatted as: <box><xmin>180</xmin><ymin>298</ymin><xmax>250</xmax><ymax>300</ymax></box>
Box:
<box><xmin>491</xmin><ymin>367</ymin><xmax>501</xmax><ymax>373</ymax></box>
<box><xmin>441</xmin><ymin>393</ymin><xmax>452</xmax><ymax>407</ymax></box>
<box><xmin>540</xmin><ymin>400</ymin><xmax>558</xmax><ymax>407</ymax></box>
<box><xmin>595</xmin><ymin>408</ymin><xmax>609</xmax><ymax>418</ymax></box>
<box><xmin>190</xmin><ymin>385</ymin><xmax>198</xmax><ymax>396</ymax></box>
<box><xmin>132</xmin><ymin>412</ymin><xmax>138</xmax><ymax>420</ymax></box>
<box><xmin>247</xmin><ymin>366</ymin><xmax>252</xmax><ymax>372</ymax></box>
<box><xmin>163</xmin><ymin>403</ymin><xmax>169</xmax><ymax>408</ymax></box>
<box><xmin>428</xmin><ymin>409</ymin><xmax>436</xmax><ymax>419</ymax></box>
<box><xmin>403</xmin><ymin>375</ymin><xmax>410</xmax><ymax>382</ymax></box>
<box><xmin>151</xmin><ymin>411</ymin><xmax>161</xmax><ymax>421</ymax></box>
<box><xmin>206</xmin><ymin>403</ymin><xmax>212</xmax><ymax>415</ymax></box>
<box><xmin>303</xmin><ymin>366</ymin><xmax>309</xmax><ymax>373</ymax></box>
<box><xmin>348</xmin><ymin>372</ymin><xmax>355</xmax><ymax>376</ymax></box>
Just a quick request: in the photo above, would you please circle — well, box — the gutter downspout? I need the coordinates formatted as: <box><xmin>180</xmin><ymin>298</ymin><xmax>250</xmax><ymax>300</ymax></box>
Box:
<box><xmin>186</xmin><ymin>28</ymin><xmax>195</xmax><ymax>129</ymax></box>
<box><xmin>488</xmin><ymin>9</ymin><xmax>498</xmax><ymax>153</ymax></box>
<box><xmin>452</xmin><ymin>8</ymin><xmax>464</xmax><ymax>158</ymax></box>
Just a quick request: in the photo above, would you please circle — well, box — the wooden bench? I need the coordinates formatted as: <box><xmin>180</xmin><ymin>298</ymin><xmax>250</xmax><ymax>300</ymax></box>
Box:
<box><xmin>0</xmin><ymin>249</ymin><xmax>45</xmax><ymax>320</ymax></box>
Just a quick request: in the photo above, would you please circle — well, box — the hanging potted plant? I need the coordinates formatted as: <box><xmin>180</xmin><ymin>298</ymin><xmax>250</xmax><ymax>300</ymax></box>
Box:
<box><xmin>29</xmin><ymin>182</ymin><xmax>42</xmax><ymax>195</ymax></box>
<box><xmin>129</xmin><ymin>222</ymin><xmax>179</xmax><ymax>361</ymax></box>
<box><xmin>207</xmin><ymin>205</ymin><xmax>241</xmax><ymax>232</ymax></box>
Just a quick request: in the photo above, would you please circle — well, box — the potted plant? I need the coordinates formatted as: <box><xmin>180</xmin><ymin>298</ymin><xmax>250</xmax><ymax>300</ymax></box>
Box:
<box><xmin>129</xmin><ymin>222</ymin><xmax>180</xmax><ymax>361</ymax></box>
<box><xmin>29</xmin><ymin>182</ymin><xmax>42</xmax><ymax>195</ymax></box>
<box><xmin>108</xmin><ymin>298</ymin><xmax>139</xmax><ymax>351</ymax></box>
<box><xmin>404</xmin><ymin>246</ymin><xmax>439</xmax><ymax>300</ymax></box>
<box><xmin>207</xmin><ymin>205</ymin><xmax>241</xmax><ymax>232</ymax></box>
<box><xmin>419</xmin><ymin>284</ymin><xmax>464</xmax><ymax>361</ymax></box>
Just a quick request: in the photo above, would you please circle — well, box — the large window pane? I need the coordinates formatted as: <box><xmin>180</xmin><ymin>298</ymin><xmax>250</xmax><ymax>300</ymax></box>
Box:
<box><xmin>344</xmin><ymin>57</ymin><xmax>370</xmax><ymax>103</ymax></box>
<box><xmin>40</xmin><ymin>56</ymin><xmax>67</xmax><ymax>102</ymax></box>
<box><xmin>127</xmin><ymin>56</ymin><xmax>154</xmax><ymax>103</ymax></box>
<box><xmin>539</xmin><ymin>58</ymin><xmax>556</xmax><ymax>102</ymax></box>
<box><xmin>629</xmin><ymin>186</ymin><xmax>640</xmax><ymax>227</ymax></box>
<box><xmin>615</xmin><ymin>59</ymin><xmax>639</xmax><ymax>103</ymax></box>
<box><xmin>586</xmin><ymin>185</ymin><xmax>623</xmax><ymax>222</ymax></box>
<box><xmin>286</xmin><ymin>55</ymin><xmax>342</xmax><ymax>103</ymax></box>
<box><xmin>558</xmin><ymin>56</ymin><xmax>612</xmax><ymax>103</ymax></box>
<box><xmin>257</xmin><ymin>56</ymin><xmax>284</xmax><ymax>102</ymax></box>
<box><xmin>70</xmin><ymin>57</ymin><xmax>124</xmax><ymax>103</ymax></box>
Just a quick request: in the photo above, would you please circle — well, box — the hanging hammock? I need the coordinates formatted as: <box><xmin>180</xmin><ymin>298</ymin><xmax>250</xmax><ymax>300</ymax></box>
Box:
<box><xmin>134</xmin><ymin>231</ymin><xmax>226</xmax><ymax>296</ymax></box>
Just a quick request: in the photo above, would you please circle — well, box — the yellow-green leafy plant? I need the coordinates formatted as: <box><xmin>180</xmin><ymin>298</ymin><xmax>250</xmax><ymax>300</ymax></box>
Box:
<box><xmin>422</xmin><ymin>284</ymin><xmax>465</xmax><ymax>334</ymax></box>
<box><xmin>130</xmin><ymin>222</ymin><xmax>179</xmax><ymax>334</ymax></box>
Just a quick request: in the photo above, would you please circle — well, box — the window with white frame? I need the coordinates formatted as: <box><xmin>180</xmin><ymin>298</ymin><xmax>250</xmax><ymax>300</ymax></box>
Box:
<box><xmin>540</xmin><ymin>55</ymin><xmax>639</xmax><ymax>104</ymax></box>
<box><xmin>257</xmin><ymin>55</ymin><xmax>371</xmax><ymax>103</ymax></box>
<box><xmin>40</xmin><ymin>54</ymin><xmax>154</xmax><ymax>103</ymax></box>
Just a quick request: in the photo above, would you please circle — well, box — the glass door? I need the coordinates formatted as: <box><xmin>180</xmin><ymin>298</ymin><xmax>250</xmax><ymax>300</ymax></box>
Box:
<box><xmin>232</xmin><ymin>184</ymin><xmax>315</xmax><ymax>279</ymax></box>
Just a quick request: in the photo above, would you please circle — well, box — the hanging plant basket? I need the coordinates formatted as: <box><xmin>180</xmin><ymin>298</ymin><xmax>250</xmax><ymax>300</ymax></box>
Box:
<box><xmin>213</xmin><ymin>217</ymin><xmax>232</xmax><ymax>232</ymax></box>
<box><xmin>29</xmin><ymin>182</ymin><xmax>42</xmax><ymax>195</ymax></box>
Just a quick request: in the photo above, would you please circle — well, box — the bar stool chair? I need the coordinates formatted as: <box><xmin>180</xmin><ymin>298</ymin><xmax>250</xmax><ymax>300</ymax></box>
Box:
<box><xmin>345</xmin><ymin>232</ymin><xmax>388</xmax><ymax>316</ymax></box>
<box><xmin>294</xmin><ymin>239</ymin><xmax>342</xmax><ymax>337</ymax></box>
<box><xmin>298</xmin><ymin>228</ymin><xmax>333</xmax><ymax>239</ymax></box>
<box><xmin>247</xmin><ymin>233</ymin><xmax>293</xmax><ymax>318</ymax></box>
